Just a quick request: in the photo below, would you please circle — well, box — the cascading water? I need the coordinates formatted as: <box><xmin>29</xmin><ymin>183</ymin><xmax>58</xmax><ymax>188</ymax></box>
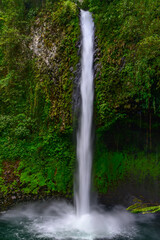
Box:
<box><xmin>75</xmin><ymin>10</ymin><xmax>95</xmax><ymax>216</ymax></box>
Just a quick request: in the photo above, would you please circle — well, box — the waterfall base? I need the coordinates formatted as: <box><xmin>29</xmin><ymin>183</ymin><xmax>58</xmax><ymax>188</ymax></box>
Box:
<box><xmin>1</xmin><ymin>200</ymin><xmax>157</xmax><ymax>240</ymax></box>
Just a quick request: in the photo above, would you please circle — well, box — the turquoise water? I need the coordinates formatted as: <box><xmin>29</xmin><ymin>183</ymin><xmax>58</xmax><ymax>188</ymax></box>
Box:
<box><xmin>0</xmin><ymin>201</ymin><xmax>159</xmax><ymax>240</ymax></box>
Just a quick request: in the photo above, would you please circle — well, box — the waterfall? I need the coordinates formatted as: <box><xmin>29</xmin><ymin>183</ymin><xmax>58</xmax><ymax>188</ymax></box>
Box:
<box><xmin>75</xmin><ymin>10</ymin><xmax>95</xmax><ymax>216</ymax></box>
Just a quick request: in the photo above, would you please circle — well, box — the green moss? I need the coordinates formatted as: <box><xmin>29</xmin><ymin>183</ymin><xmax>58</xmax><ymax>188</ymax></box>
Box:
<box><xmin>127</xmin><ymin>199</ymin><xmax>160</xmax><ymax>214</ymax></box>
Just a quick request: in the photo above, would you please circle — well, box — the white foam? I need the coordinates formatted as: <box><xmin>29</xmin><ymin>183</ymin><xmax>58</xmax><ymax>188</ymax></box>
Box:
<box><xmin>1</xmin><ymin>201</ymin><xmax>140</xmax><ymax>240</ymax></box>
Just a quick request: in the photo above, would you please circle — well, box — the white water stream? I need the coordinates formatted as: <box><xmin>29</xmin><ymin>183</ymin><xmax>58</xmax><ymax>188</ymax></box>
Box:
<box><xmin>76</xmin><ymin>10</ymin><xmax>94</xmax><ymax>216</ymax></box>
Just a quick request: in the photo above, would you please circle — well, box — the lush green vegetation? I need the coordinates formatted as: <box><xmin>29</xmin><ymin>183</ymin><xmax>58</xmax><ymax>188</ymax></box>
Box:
<box><xmin>0</xmin><ymin>0</ymin><xmax>79</xmax><ymax>198</ymax></box>
<box><xmin>87</xmin><ymin>0</ymin><xmax>160</xmax><ymax>128</ymax></box>
<box><xmin>85</xmin><ymin>0</ymin><xmax>160</xmax><ymax>198</ymax></box>
<box><xmin>0</xmin><ymin>0</ymin><xmax>160</xmax><ymax>204</ymax></box>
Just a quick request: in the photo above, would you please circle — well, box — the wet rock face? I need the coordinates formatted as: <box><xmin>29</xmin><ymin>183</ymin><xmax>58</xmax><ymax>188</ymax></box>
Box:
<box><xmin>73</xmin><ymin>62</ymin><xmax>81</xmax><ymax>117</ymax></box>
<box><xmin>30</xmin><ymin>18</ymin><xmax>57</xmax><ymax>69</ymax></box>
<box><xmin>98</xmin><ymin>178</ymin><xmax>160</xmax><ymax>208</ymax></box>
<box><xmin>72</xmin><ymin>12</ymin><xmax>82</xmax><ymax>120</ymax></box>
